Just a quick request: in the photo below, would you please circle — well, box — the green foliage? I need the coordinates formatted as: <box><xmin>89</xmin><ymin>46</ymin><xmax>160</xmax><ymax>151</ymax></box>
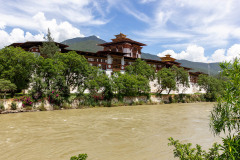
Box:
<box><xmin>0</xmin><ymin>79</ymin><xmax>17</xmax><ymax>99</ymax></box>
<box><xmin>171</xmin><ymin>65</ymin><xmax>189</xmax><ymax>93</ymax></box>
<box><xmin>30</xmin><ymin>75</ymin><xmax>47</xmax><ymax>102</ymax></box>
<box><xmin>157</xmin><ymin>67</ymin><xmax>176</xmax><ymax>94</ymax></box>
<box><xmin>0</xmin><ymin>47</ymin><xmax>36</xmax><ymax>92</ymax></box>
<box><xmin>47</xmin><ymin>90</ymin><xmax>65</xmax><ymax>106</ymax></box>
<box><xmin>84</xmin><ymin>68</ymin><xmax>113</xmax><ymax>101</ymax></box>
<box><xmin>38</xmin><ymin>104</ymin><xmax>47</xmax><ymax>111</ymax></box>
<box><xmin>210</xmin><ymin>59</ymin><xmax>240</xmax><ymax>135</ymax></box>
<box><xmin>40</xmin><ymin>29</ymin><xmax>60</xmax><ymax>58</ymax></box>
<box><xmin>11</xmin><ymin>102</ymin><xmax>17</xmax><ymax>110</ymax></box>
<box><xmin>70</xmin><ymin>153</ymin><xmax>88</xmax><ymax>160</ymax></box>
<box><xmin>168</xmin><ymin>137</ymin><xmax>221</xmax><ymax>160</ymax></box>
<box><xmin>125</xmin><ymin>58</ymin><xmax>155</xmax><ymax>80</ymax></box>
<box><xmin>112</xmin><ymin>72</ymin><xmax>150</xmax><ymax>99</ymax></box>
<box><xmin>15</xmin><ymin>96</ymin><xmax>33</xmax><ymax>108</ymax></box>
<box><xmin>31</xmin><ymin>55</ymin><xmax>70</xmax><ymax>105</ymax></box>
<box><xmin>169</xmin><ymin>58</ymin><xmax>240</xmax><ymax>159</ymax></box>
<box><xmin>197</xmin><ymin>74</ymin><xmax>224</xmax><ymax>101</ymax></box>
<box><xmin>53</xmin><ymin>51</ymin><xmax>93</xmax><ymax>90</ymax></box>
<box><xmin>0</xmin><ymin>102</ymin><xmax>4</xmax><ymax>111</ymax></box>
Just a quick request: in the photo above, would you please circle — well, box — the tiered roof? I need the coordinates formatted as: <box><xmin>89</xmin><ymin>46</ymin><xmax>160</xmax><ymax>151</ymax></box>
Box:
<box><xmin>98</xmin><ymin>33</ymin><xmax>146</xmax><ymax>46</ymax></box>
<box><xmin>9</xmin><ymin>41</ymin><xmax>68</xmax><ymax>49</ymax></box>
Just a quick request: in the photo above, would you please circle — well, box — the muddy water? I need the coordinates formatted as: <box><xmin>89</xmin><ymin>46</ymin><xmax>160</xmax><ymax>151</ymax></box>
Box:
<box><xmin>0</xmin><ymin>103</ymin><xmax>221</xmax><ymax>160</ymax></box>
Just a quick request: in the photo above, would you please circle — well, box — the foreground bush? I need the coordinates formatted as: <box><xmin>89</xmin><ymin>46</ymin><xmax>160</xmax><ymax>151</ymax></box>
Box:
<box><xmin>70</xmin><ymin>154</ymin><xmax>88</xmax><ymax>160</ymax></box>
<box><xmin>168</xmin><ymin>59</ymin><xmax>240</xmax><ymax>159</ymax></box>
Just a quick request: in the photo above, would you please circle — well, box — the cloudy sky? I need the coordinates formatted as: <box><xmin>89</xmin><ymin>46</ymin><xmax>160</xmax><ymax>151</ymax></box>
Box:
<box><xmin>1</xmin><ymin>0</ymin><xmax>240</xmax><ymax>63</ymax></box>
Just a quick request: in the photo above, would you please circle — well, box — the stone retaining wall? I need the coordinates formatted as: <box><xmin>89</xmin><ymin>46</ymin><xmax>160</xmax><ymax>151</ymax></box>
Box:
<box><xmin>0</xmin><ymin>94</ymin><xmax>204</xmax><ymax>113</ymax></box>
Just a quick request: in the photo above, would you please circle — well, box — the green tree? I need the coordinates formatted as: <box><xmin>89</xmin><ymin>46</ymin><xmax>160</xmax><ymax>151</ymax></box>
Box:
<box><xmin>40</xmin><ymin>29</ymin><xmax>60</xmax><ymax>58</ymax></box>
<box><xmin>168</xmin><ymin>58</ymin><xmax>240</xmax><ymax>159</ymax></box>
<box><xmin>85</xmin><ymin>68</ymin><xmax>113</xmax><ymax>100</ymax></box>
<box><xmin>30</xmin><ymin>55</ymin><xmax>69</xmax><ymax>105</ymax></box>
<box><xmin>171</xmin><ymin>65</ymin><xmax>189</xmax><ymax>93</ymax></box>
<box><xmin>35</xmin><ymin>57</ymin><xmax>64</xmax><ymax>90</ymax></box>
<box><xmin>197</xmin><ymin>74</ymin><xmax>224</xmax><ymax>101</ymax></box>
<box><xmin>53</xmin><ymin>51</ymin><xmax>93</xmax><ymax>90</ymax></box>
<box><xmin>0</xmin><ymin>47</ymin><xmax>37</xmax><ymax>93</ymax></box>
<box><xmin>0</xmin><ymin>79</ymin><xmax>17</xmax><ymax>99</ymax></box>
<box><xmin>156</xmin><ymin>67</ymin><xmax>176</xmax><ymax>94</ymax></box>
<box><xmin>112</xmin><ymin>72</ymin><xmax>150</xmax><ymax>99</ymax></box>
<box><xmin>125</xmin><ymin>58</ymin><xmax>155</xmax><ymax>81</ymax></box>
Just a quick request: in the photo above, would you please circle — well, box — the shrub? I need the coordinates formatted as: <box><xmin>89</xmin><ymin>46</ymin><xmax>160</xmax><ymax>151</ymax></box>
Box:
<box><xmin>38</xmin><ymin>104</ymin><xmax>47</xmax><ymax>111</ymax></box>
<box><xmin>48</xmin><ymin>90</ymin><xmax>64</xmax><ymax>106</ymax></box>
<box><xmin>168</xmin><ymin>96</ymin><xmax>173</xmax><ymax>103</ymax></box>
<box><xmin>101</xmin><ymin>101</ymin><xmax>112</xmax><ymax>107</ymax></box>
<box><xmin>15</xmin><ymin>96</ymin><xmax>33</xmax><ymax>108</ymax></box>
<box><xmin>53</xmin><ymin>105</ymin><xmax>60</xmax><ymax>110</ymax></box>
<box><xmin>11</xmin><ymin>102</ymin><xmax>17</xmax><ymax>110</ymax></box>
<box><xmin>62</xmin><ymin>103</ymin><xmax>72</xmax><ymax>109</ymax></box>
<box><xmin>0</xmin><ymin>102</ymin><xmax>5</xmax><ymax>111</ymax></box>
<box><xmin>70</xmin><ymin>154</ymin><xmax>88</xmax><ymax>160</ymax></box>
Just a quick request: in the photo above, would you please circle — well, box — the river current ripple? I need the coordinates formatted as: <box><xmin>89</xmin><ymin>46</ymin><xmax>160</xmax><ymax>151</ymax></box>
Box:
<box><xmin>0</xmin><ymin>102</ymin><xmax>221</xmax><ymax>160</ymax></box>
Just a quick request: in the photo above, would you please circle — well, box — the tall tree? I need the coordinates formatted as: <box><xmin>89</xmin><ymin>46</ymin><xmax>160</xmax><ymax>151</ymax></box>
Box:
<box><xmin>156</xmin><ymin>68</ymin><xmax>176</xmax><ymax>94</ymax></box>
<box><xmin>112</xmin><ymin>72</ymin><xmax>150</xmax><ymax>99</ymax></box>
<box><xmin>197</xmin><ymin>74</ymin><xmax>224</xmax><ymax>101</ymax></box>
<box><xmin>40</xmin><ymin>29</ymin><xmax>60</xmax><ymax>58</ymax></box>
<box><xmin>0</xmin><ymin>47</ymin><xmax>37</xmax><ymax>93</ymax></box>
<box><xmin>125</xmin><ymin>58</ymin><xmax>155</xmax><ymax>81</ymax></box>
<box><xmin>171</xmin><ymin>65</ymin><xmax>189</xmax><ymax>93</ymax></box>
<box><xmin>53</xmin><ymin>51</ymin><xmax>93</xmax><ymax>90</ymax></box>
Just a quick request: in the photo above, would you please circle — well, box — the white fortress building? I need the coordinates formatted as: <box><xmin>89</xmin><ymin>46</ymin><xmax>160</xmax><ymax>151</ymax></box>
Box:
<box><xmin>10</xmin><ymin>33</ymin><xmax>205</xmax><ymax>94</ymax></box>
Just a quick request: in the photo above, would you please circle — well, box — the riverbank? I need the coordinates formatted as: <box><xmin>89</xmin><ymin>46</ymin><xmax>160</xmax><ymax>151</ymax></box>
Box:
<box><xmin>0</xmin><ymin>94</ymin><xmax>209</xmax><ymax>114</ymax></box>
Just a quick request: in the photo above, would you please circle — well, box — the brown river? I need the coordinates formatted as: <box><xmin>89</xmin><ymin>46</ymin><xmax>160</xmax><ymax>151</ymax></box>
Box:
<box><xmin>0</xmin><ymin>102</ymin><xmax>222</xmax><ymax>160</ymax></box>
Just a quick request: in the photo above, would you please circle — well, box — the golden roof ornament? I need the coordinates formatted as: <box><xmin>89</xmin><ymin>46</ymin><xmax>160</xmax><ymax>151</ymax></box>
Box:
<box><xmin>160</xmin><ymin>54</ymin><xmax>176</xmax><ymax>62</ymax></box>
<box><xmin>115</xmin><ymin>33</ymin><xmax>127</xmax><ymax>39</ymax></box>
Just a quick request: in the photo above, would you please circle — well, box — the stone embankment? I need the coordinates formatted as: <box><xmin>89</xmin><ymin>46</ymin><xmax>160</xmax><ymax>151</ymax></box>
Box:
<box><xmin>0</xmin><ymin>94</ymin><xmax>205</xmax><ymax>114</ymax></box>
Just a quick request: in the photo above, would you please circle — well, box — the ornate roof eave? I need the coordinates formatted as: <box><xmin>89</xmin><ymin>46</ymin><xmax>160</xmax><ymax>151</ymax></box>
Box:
<box><xmin>9</xmin><ymin>41</ymin><xmax>69</xmax><ymax>49</ymax></box>
<box><xmin>98</xmin><ymin>40</ymin><xmax>146</xmax><ymax>47</ymax></box>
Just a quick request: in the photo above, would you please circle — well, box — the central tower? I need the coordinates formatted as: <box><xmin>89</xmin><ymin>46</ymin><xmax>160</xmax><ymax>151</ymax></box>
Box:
<box><xmin>98</xmin><ymin>33</ymin><xmax>146</xmax><ymax>58</ymax></box>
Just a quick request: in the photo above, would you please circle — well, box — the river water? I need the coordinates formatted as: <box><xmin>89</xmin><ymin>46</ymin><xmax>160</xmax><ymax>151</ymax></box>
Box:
<box><xmin>0</xmin><ymin>102</ymin><xmax>221</xmax><ymax>160</ymax></box>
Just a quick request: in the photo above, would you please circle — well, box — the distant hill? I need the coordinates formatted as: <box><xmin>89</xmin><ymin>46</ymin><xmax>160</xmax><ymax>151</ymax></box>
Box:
<box><xmin>62</xmin><ymin>36</ymin><xmax>221</xmax><ymax>75</ymax></box>
<box><xmin>141</xmin><ymin>53</ymin><xmax>221</xmax><ymax>75</ymax></box>
<box><xmin>61</xmin><ymin>36</ymin><xmax>105</xmax><ymax>52</ymax></box>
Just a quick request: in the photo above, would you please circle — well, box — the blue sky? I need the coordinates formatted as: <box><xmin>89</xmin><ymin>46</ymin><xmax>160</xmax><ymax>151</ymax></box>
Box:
<box><xmin>1</xmin><ymin>0</ymin><xmax>240</xmax><ymax>62</ymax></box>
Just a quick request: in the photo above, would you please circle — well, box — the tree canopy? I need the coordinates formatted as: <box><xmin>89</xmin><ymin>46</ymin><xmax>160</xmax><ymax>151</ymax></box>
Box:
<box><xmin>0</xmin><ymin>47</ymin><xmax>37</xmax><ymax>92</ymax></box>
<box><xmin>156</xmin><ymin>67</ymin><xmax>176</xmax><ymax>94</ymax></box>
<box><xmin>171</xmin><ymin>65</ymin><xmax>189</xmax><ymax>93</ymax></box>
<box><xmin>197</xmin><ymin>74</ymin><xmax>224</xmax><ymax>101</ymax></box>
<box><xmin>0</xmin><ymin>79</ymin><xmax>17</xmax><ymax>99</ymax></box>
<box><xmin>40</xmin><ymin>29</ymin><xmax>60</xmax><ymax>58</ymax></box>
<box><xmin>112</xmin><ymin>72</ymin><xmax>150</xmax><ymax>98</ymax></box>
<box><xmin>125</xmin><ymin>58</ymin><xmax>155</xmax><ymax>81</ymax></box>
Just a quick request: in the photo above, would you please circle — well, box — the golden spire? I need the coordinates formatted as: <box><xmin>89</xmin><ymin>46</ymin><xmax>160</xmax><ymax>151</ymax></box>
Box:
<box><xmin>115</xmin><ymin>33</ymin><xmax>127</xmax><ymax>39</ymax></box>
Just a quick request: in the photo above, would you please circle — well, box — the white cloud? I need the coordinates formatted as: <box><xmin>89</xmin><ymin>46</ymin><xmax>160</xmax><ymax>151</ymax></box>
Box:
<box><xmin>140</xmin><ymin>0</ymin><xmax>156</xmax><ymax>3</ymax></box>
<box><xmin>158</xmin><ymin>44</ymin><xmax>240</xmax><ymax>63</ymax></box>
<box><xmin>158</xmin><ymin>45</ymin><xmax>208</xmax><ymax>62</ymax></box>
<box><xmin>0</xmin><ymin>12</ymin><xmax>84</xmax><ymax>48</ymax></box>
<box><xmin>0</xmin><ymin>21</ymin><xmax>6</xmax><ymax>29</ymax></box>
<box><xmin>0</xmin><ymin>28</ymin><xmax>44</xmax><ymax>48</ymax></box>
<box><xmin>33</xmin><ymin>12</ymin><xmax>84</xmax><ymax>41</ymax></box>
<box><xmin>132</xmin><ymin>0</ymin><xmax>240</xmax><ymax>49</ymax></box>
<box><xmin>0</xmin><ymin>0</ymin><xmax>107</xmax><ymax>27</ymax></box>
<box><xmin>211</xmin><ymin>49</ymin><xmax>226</xmax><ymax>62</ymax></box>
